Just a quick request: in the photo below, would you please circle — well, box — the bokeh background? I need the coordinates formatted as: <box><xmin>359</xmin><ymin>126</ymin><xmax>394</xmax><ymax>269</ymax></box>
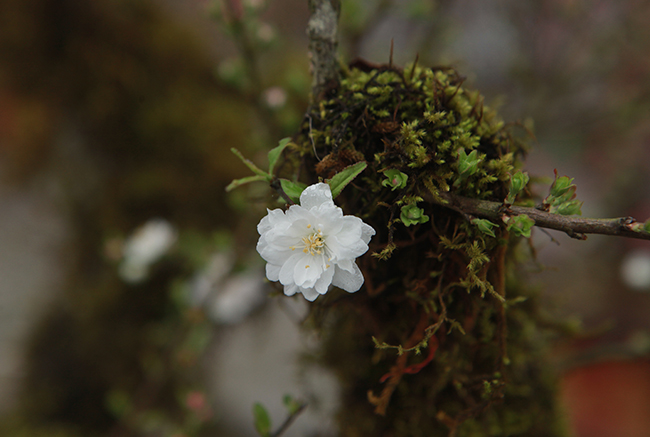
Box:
<box><xmin>1</xmin><ymin>0</ymin><xmax>649</xmax><ymax>436</ymax></box>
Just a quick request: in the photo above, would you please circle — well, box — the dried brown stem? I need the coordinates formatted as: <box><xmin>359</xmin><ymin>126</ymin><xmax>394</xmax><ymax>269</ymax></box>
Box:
<box><xmin>428</xmin><ymin>192</ymin><xmax>650</xmax><ymax>241</ymax></box>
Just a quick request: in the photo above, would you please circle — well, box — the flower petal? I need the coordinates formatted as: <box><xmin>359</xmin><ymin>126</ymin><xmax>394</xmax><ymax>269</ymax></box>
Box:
<box><xmin>300</xmin><ymin>286</ymin><xmax>320</xmax><ymax>301</ymax></box>
<box><xmin>257</xmin><ymin>208</ymin><xmax>286</xmax><ymax>235</ymax></box>
<box><xmin>265</xmin><ymin>263</ymin><xmax>281</xmax><ymax>281</ymax></box>
<box><xmin>278</xmin><ymin>253</ymin><xmax>302</xmax><ymax>285</ymax></box>
<box><xmin>327</xmin><ymin>234</ymin><xmax>369</xmax><ymax>261</ymax></box>
<box><xmin>332</xmin><ymin>262</ymin><xmax>364</xmax><ymax>293</ymax></box>
<box><xmin>257</xmin><ymin>239</ymin><xmax>293</xmax><ymax>265</ymax></box>
<box><xmin>361</xmin><ymin>222</ymin><xmax>376</xmax><ymax>244</ymax></box>
<box><xmin>293</xmin><ymin>254</ymin><xmax>324</xmax><ymax>287</ymax></box>
<box><xmin>314</xmin><ymin>264</ymin><xmax>335</xmax><ymax>294</ymax></box>
<box><xmin>284</xmin><ymin>283</ymin><xmax>298</xmax><ymax>297</ymax></box>
<box><xmin>299</xmin><ymin>183</ymin><xmax>334</xmax><ymax>210</ymax></box>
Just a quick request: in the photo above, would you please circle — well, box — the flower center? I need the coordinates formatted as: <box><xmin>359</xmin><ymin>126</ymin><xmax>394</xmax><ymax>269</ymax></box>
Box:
<box><xmin>302</xmin><ymin>230</ymin><xmax>325</xmax><ymax>256</ymax></box>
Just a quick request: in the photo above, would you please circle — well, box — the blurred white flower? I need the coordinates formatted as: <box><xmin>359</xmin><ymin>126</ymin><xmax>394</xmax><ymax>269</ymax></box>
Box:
<box><xmin>119</xmin><ymin>219</ymin><xmax>177</xmax><ymax>283</ymax></box>
<box><xmin>256</xmin><ymin>22</ymin><xmax>276</xmax><ymax>44</ymax></box>
<box><xmin>189</xmin><ymin>251</ymin><xmax>266</xmax><ymax>325</ymax></box>
<box><xmin>209</xmin><ymin>272</ymin><xmax>266</xmax><ymax>325</ymax></box>
<box><xmin>621</xmin><ymin>249</ymin><xmax>650</xmax><ymax>291</ymax></box>
<box><xmin>191</xmin><ymin>252</ymin><xmax>234</xmax><ymax>306</ymax></box>
<box><xmin>256</xmin><ymin>183</ymin><xmax>375</xmax><ymax>301</ymax></box>
<box><xmin>244</xmin><ymin>0</ymin><xmax>266</xmax><ymax>11</ymax></box>
<box><xmin>263</xmin><ymin>86</ymin><xmax>287</xmax><ymax>109</ymax></box>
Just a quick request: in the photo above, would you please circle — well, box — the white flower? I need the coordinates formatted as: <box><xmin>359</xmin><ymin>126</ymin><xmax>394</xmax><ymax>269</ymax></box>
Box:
<box><xmin>256</xmin><ymin>183</ymin><xmax>375</xmax><ymax>301</ymax></box>
<box><xmin>621</xmin><ymin>249</ymin><xmax>650</xmax><ymax>291</ymax></box>
<box><xmin>119</xmin><ymin>219</ymin><xmax>177</xmax><ymax>283</ymax></box>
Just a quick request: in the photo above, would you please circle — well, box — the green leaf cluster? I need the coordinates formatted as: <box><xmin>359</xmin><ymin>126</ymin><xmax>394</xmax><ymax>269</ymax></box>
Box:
<box><xmin>227</xmin><ymin>137</ymin><xmax>367</xmax><ymax>202</ymax></box>
<box><xmin>226</xmin><ymin>137</ymin><xmax>291</xmax><ymax>192</ymax></box>
<box><xmin>400</xmin><ymin>204</ymin><xmax>429</xmax><ymax>226</ymax></box>
<box><xmin>543</xmin><ymin>170</ymin><xmax>583</xmax><ymax>216</ymax></box>
<box><xmin>472</xmin><ymin>218</ymin><xmax>498</xmax><ymax>238</ymax></box>
<box><xmin>455</xmin><ymin>149</ymin><xmax>483</xmax><ymax>187</ymax></box>
<box><xmin>381</xmin><ymin>169</ymin><xmax>408</xmax><ymax>191</ymax></box>
<box><xmin>506</xmin><ymin>171</ymin><xmax>529</xmax><ymax>205</ymax></box>
<box><xmin>504</xmin><ymin>214</ymin><xmax>535</xmax><ymax>238</ymax></box>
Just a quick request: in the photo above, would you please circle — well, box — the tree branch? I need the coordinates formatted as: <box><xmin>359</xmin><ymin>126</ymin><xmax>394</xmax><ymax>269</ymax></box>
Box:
<box><xmin>307</xmin><ymin>0</ymin><xmax>341</xmax><ymax>98</ymax></box>
<box><xmin>428</xmin><ymin>192</ymin><xmax>650</xmax><ymax>241</ymax></box>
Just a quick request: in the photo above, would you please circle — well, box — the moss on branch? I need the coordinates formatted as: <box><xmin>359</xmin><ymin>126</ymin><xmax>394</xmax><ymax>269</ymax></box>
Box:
<box><xmin>278</xmin><ymin>61</ymin><xmax>570</xmax><ymax>436</ymax></box>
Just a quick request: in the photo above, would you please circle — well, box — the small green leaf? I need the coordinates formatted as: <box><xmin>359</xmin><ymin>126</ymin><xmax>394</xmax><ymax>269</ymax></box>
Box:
<box><xmin>644</xmin><ymin>219</ymin><xmax>650</xmax><ymax>233</ymax></box>
<box><xmin>279</xmin><ymin>179</ymin><xmax>307</xmax><ymax>203</ymax></box>
<box><xmin>506</xmin><ymin>171</ymin><xmax>529</xmax><ymax>204</ymax></box>
<box><xmin>550</xmin><ymin>173</ymin><xmax>574</xmax><ymax>197</ymax></box>
<box><xmin>471</xmin><ymin>218</ymin><xmax>497</xmax><ymax>238</ymax></box>
<box><xmin>225</xmin><ymin>175</ymin><xmax>268</xmax><ymax>192</ymax></box>
<box><xmin>327</xmin><ymin>161</ymin><xmax>367</xmax><ymax>198</ymax></box>
<box><xmin>400</xmin><ymin>204</ymin><xmax>429</xmax><ymax>227</ymax></box>
<box><xmin>454</xmin><ymin>149</ymin><xmax>482</xmax><ymax>186</ymax></box>
<box><xmin>543</xmin><ymin>170</ymin><xmax>582</xmax><ymax>215</ymax></box>
<box><xmin>458</xmin><ymin>149</ymin><xmax>481</xmax><ymax>176</ymax></box>
<box><xmin>504</xmin><ymin>214</ymin><xmax>535</xmax><ymax>238</ymax></box>
<box><xmin>282</xmin><ymin>394</ymin><xmax>302</xmax><ymax>415</ymax></box>
<box><xmin>231</xmin><ymin>148</ymin><xmax>271</xmax><ymax>179</ymax></box>
<box><xmin>505</xmin><ymin>296</ymin><xmax>528</xmax><ymax>307</ymax></box>
<box><xmin>551</xmin><ymin>199</ymin><xmax>583</xmax><ymax>216</ymax></box>
<box><xmin>253</xmin><ymin>403</ymin><xmax>271</xmax><ymax>437</ymax></box>
<box><xmin>381</xmin><ymin>169</ymin><xmax>408</xmax><ymax>191</ymax></box>
<box><xmin>282</xmin><ymin>394</ymin><xmax>294</xmax><ymax>409</ymax></box>
<box><xmin>268</xmin><ymin>138</ymin><xmax>291</xmax><ymax>175</ymax></box>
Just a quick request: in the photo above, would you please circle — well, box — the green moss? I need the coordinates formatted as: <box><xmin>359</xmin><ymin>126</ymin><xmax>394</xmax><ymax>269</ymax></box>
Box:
<box><xmin>284</xmin><ymin>62</ymin><xmax>567</xmax><ymax>436</ymax></box>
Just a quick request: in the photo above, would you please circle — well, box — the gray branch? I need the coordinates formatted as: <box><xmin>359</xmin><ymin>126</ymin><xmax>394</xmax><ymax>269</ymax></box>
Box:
<box><xmin>429</xmin><ymin>192</ymin><xmax>650</xmax><ymax>241</ymax></box>
<box><xmin>307</xmin><ymin>0</ymin><xmax>341</xmax><ymax>98</ymax></box>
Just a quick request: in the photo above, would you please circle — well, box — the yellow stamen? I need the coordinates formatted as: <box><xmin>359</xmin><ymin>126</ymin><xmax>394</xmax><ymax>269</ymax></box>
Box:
<box><xmin>301</xmin><ymin>231</ymin><xmax>325</xmax><ymax>256</ymax></box>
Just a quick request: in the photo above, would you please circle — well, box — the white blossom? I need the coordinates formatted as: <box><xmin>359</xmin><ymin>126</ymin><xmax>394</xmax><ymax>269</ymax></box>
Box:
<box><xmin>119</xmin><ymin>219</ymin><xmax>177</xmax><ymax>283</ymax></box>
<box><xmin>256</xmin><ymin>183</ymin><xmax>375</xmax><ymax>301</ymax></box>
<box><xmin>263</xmin><ymin>86</ymin><xmax>287</xmax><ymax>109</ymax></box>
<box><xmin>621</xmin><ymin>249</ymin><xmax>650</xmax><ymax>291</ymax></box>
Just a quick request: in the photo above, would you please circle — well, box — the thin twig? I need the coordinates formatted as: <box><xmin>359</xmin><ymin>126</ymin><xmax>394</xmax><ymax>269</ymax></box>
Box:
<box><xmin>306</xmin><ymin>112</ymin><xmax>319</xmax><ymax>160</ymax></box>
<box><xmin>426</xmin><ymin>192</ymin><xmax>650</xmax><ymax>241</ymax></box>
<box><xmin>270</xmin><ymin>178</ymin><xmax>296</xmax><ymax>205</ymax></box>
<box><xmin>270</xmin><ymin>403</ymin><xmax>308</xmax><ymax>437</ymax></box>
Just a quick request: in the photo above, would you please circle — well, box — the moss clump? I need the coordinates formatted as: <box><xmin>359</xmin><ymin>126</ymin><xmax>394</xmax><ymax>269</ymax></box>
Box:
<box><xmin>282</xmin><ymin>62</ymin><xmax>568</xmax><ymax>436</ymax></box>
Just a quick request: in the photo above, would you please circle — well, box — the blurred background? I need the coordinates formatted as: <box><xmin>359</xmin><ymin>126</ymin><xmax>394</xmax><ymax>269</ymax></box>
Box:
<box><xmin>0</xmin><ymin>0</ymin><xmax>649</xmax><ymax>436</ymax></box>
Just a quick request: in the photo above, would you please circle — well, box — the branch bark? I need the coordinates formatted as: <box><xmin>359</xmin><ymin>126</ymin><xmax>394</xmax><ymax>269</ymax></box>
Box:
<box><xmin>307</xmin><ymin>0</ymin><xmax>341</xmax><ymax>98</ymax></box>
<box><xmin>429</xmin><ymin>192</ymin><xmax>650</xmax><ymax>241</ymax></box>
